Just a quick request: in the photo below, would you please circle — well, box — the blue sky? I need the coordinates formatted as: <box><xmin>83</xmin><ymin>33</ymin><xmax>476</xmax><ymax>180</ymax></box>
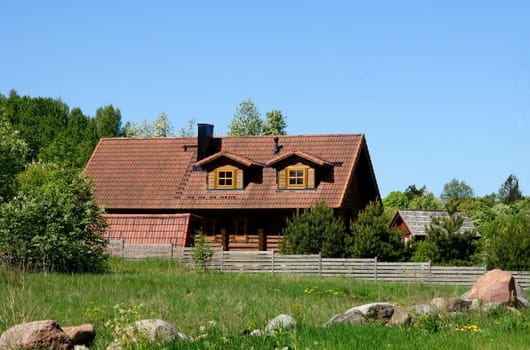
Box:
<box><xmin>2</xmin><ymin>1</ymin><xmax>529</xmax><ymax>198</ymax></box>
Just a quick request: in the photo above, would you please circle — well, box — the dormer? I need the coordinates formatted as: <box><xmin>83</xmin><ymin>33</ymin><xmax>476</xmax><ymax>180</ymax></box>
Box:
<box><xmin>265</xmin><ymin>150</ymin><xmax>333</xmax><ymax>190</ymax></box>
<box><xmin>194</xmin><ymin>151</ymin><xmax>261</xmax><ymax>190</ymax></box>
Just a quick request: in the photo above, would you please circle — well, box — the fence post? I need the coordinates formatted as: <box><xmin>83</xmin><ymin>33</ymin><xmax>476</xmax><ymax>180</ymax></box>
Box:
<box><xmin>221</xmin><ymin>246</ymin><xmax>224</xmax><ymax>272</ymax></box>
<box><xmin>318</xmin><ymin>252</ymin><xmax>322</xmax><ymax>276</ymax></box>
<box><xmin>429</xmin><ymin>260</ymin><xmax>432</xmax><ymax>283</ymax></box>
<box><xmin>374</xmin><ymin>256</ymin><xmax>378</xmax><ymax>282</ymax></box>
<box><xmin>272</xmin><ymin>250</ymin><xmax>275</xmax><ymax>274</ymax></box>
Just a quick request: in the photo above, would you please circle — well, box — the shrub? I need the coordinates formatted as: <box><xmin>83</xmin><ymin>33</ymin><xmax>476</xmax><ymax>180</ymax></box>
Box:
<box><xmin>0</xmin><ymin>163</ymin><xmax>108</xmax><ymax>273</ymax></box>
<box><xmin>280</xmin><ymin>201</ymin><xmax>347</xmax><ymax>258</ymax></box>
<box><xmin>192</xmin><ymin>232</ymin><xmax>213</xmax><ymax>272</ymax></box>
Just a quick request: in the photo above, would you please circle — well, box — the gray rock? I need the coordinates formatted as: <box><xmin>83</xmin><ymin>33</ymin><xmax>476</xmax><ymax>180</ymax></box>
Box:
<box><xmin>352</xmin><ymin>303</ymin><xmax>395</xmax><ymax>324</ymax></box>
<box><xmin>410</xmin><ymin>304</ymin><xmax>439</xmax><ymax>317</ymax></box>
<box><xmin>431</xmin><ymin>297</ymin><xmax>471</xmax><ymax>313</ymax></box>
<box><xmin>0</xmin><ymin>320</ymin><xmax>71</xmax><ymax>350</ymax></box>
<box><xmin>324</xmin><ymin>308</ymin><xmax>367</xmax><ymax>326</ymax></box>
<box><xmin>387</xmin><ymin>306</ymin><xmax>411</xmax><ymax>326</ymax></box>
<box><xmin>107</xmin><ymin>319</ymin><xmax>190</xmax><ymax>350</ymax></box>
<box><xmin>265</xmin><ymin>314</ymin><xmax>297</xmax><ymax>333</ymax></box>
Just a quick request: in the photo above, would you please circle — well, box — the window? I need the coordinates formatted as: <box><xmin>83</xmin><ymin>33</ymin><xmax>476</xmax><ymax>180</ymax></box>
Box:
<box><xmin>216</xmin><ymin>169</ymin><xmax>235</xmax><ymax>189</ymax></box>
<box><xmin>286</xmin><ymin>166</ymin><xmax>307</xmax><ymax>189</ymax></box>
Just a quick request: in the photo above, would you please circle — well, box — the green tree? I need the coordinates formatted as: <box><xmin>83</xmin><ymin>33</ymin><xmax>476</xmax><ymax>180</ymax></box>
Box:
<box><xmin>179</xmin><ymin>117</ymin><xmax>197</xmax><ymax>137</ymax></box>
<box><xmin>498</xmin><ymin>174</ymin><xmax>523</xmax><ymax>204</ymax></box>
<box><xmin>123</xmin><ymin>113</ymin><xmax>175</xmax><ymax>137</ymax></box>
<box><xmin>191</xmin><ymin>231</ymin><xmax>213</xmax><ymax>272</ymax></box>
<box><xmin>262</xmin><ymin>110</ymin><xmax>287</xmax><ymax>135</ymax></box>
<box><xmin>280</xmin><ymin>201</ymin><xmax>347</xmax><ymax>258</ymax></box>
<box><xmin>228</xmin><ymin>98</ymin><xmax>263</xmax><ymax>136</ymax></box>
<box><xmin>0</xmin><ymin>163</ymin><xmax>108</xmax><ymax>273</ymax></box>
<box><xmin>412</xmin><ymin>200</ymin><xmax>478</xmax><ymax>265</ymax></box>
<box><xmin>404</xmin><ymin>184</ymin><xmax>427</xmax><ymax>201</ymax></box>
<box><xmin>95</xmin><ymin>104</ymin><xmax>122</xmax><ymax>138</ymax></box>
<box><xmin>485</xmin><ymin>211</ymin><xmax>530</xmax><ymax>270</ymax></box>
<box><xmin>440</xmin><ymin>178</ymin><xmax>474</xmax><ymax>202</ymax></box>
<box><xmin>348</xmin><ymin>201</ymin><xmax>407</xmax><ymax>261</ymax></box>
<box><xmin>383</xmin><ymin>191</ymin><xmax>409</xmax><ymax>210</ymax></box>
<box><xmin>0</xmin><ymin>116</ymin><xmax>28</xmax><ymax>202</ymax></box>
<box><xmin>408</xmin><ymin>191</ymin><xmax>443</xmax><ymax>210</ymax></box>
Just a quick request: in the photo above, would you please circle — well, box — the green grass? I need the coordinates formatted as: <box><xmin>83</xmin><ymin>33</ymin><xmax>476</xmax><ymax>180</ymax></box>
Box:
<box><xmin>1</xmin><ymin>258</ymin><xmax>529</xmax><ymax>349</ymax></box>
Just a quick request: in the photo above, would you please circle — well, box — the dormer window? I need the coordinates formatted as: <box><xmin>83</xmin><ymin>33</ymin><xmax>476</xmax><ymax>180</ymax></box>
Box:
<box><xmin>216</xmin><ymin>167</ymin><xmax>236</xmax><ymax>189</ymax></box>
<box><xmin>286</xmin><ymin>166</ymin><xmax>307</xmax><ymax>189</ymax></box>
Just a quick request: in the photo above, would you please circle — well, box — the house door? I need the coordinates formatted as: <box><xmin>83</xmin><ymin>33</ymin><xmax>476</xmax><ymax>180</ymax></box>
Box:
<box><xmin>232</xmin><ymin>217</ymin><xmax>248</xmax><ymax>242</ymax></box>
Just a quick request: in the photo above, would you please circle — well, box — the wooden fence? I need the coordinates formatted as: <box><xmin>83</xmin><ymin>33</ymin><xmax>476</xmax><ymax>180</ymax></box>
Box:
<box><xmin>107</xmin><ymin>240</ymin><xmax>530</xmax><ymax>288</ymax></box>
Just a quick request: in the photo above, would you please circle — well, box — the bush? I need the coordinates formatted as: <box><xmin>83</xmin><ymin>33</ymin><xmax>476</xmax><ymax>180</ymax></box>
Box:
<box><xmin>0</xmin><ymin>163</ymin><xmax>108</xmax><ymax>273</ymax></box>
<box><xmin>280</xmin><ymin>201</ymin><xmax>347</xmax><ymax>258</ymax></box>
<box><xmin>191</xmin><ymin>232</ymin><xmax>213</xmax><ymax>272</ymax></box>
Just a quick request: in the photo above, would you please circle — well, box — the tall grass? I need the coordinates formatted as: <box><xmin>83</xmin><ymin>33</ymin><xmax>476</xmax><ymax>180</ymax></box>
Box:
<box><xmin>1</xmin><ymin>258</ymin><xmax>529</xmax><ymax>349</ymax></box>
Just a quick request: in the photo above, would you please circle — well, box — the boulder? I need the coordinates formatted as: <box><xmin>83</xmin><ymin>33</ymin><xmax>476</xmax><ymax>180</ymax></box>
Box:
<box><xmin>431</xmin><ymin>297</ymin><xmax>471</xmax><ymax>313</ymax></box>
<box><xmin>387</xmin><ymin>306</ymin><xmax>411</xmax><ymax>326</ymax></box>
<box><xmin>107</xmin><ymin>319</ymin><xmax>189</xmax><ymax>350</ymax></box>
<box><xmin>352</xmin><ymin>303</ymin><xmax>394</xmax><ymax>324</ymax></box>
<box><xmin>0</xmin><ymin>320</ymin><xmax>71</xmax><ymax>350</ymax></box>
<box><xmin>409</xmin><ymin>304</ymin><xmax>438</xmax><ymax>317</ymax></box>
<box><xmin>466</xmin><ymin>269</ymin><xmax>517</xmax><ymax>306</ymax></box>
<box><xmin>265</xmin><ymin>314</ymin><xmax>297</xmax><ymax>333</ymax></box>
<box><xmin>324</xmin><ymin>308</ymin><xmax>367</xmax><ymax>326</ymax></box>
<box><xmin>63</xmin><ymin>324</ymin><xmax>96</xmax><ymax>346</ymax></box>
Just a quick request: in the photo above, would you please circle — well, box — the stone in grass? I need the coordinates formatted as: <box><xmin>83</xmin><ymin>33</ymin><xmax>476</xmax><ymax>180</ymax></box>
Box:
<box><xmin>430</xmin><ymin>297</ymin><xmax>471</xmax><ymax>313</ymax></box>
<box><xmin>324</xmin><ymin>308</ymin><xmax>367</xmax><ymax>326</ymax></box>
<box><xmin>107</xmin><ymin>319</ymin><xmax>190</xmax><ymax>350</ymax></box>
<box><xmin>0</xmin><ymin>320</ymin><xmax>71</xmax><ymax>350</ymax></box>
<box><xmin>353</xmin><ymin>303</ymin><xmax>395</xmax><ymax>324</ymax></box>
<box><xmin>387</xmin><ymin>306</ymin><xmax>412</xmax><ymax>326</ymax></box>
<box><xmin>62</xmin><ymin>323</ymin><xmax>96</xmax><ymax>346</ymax></box>
<box><xmin>265</xmin><ymin>314</ymin><xmax>297</xmax><ymax>333</ymax></box>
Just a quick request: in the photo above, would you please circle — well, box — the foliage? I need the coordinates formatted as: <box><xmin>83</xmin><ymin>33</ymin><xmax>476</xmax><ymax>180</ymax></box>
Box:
<box><xmin>262</xmin><ymin>109</ymin><xmax>287</xmax><ymax>135</ymax></box>
<box><xmin>0</xmin><ymin>115</ymin><xmax>28</xmax><ymax>202</ymax></box>
<box><xmin>0</xmin><ymin>163</ymin><xmax>108</xmax><ymax>273</ymax></box>
<box><xmin>408</xmin><ymin>191</ymin><xmax>443</xmax><ymax>210</ymax></box>
<box><xmin>440</xmin><ymin>178</ymin><xmax>474</xmax><ymax>202</ymax></box>
<box><xmin>124</xmin><ymin>112</ymin><xmax>175</xmax><ymax>137</ymax></box>
<box><xmin>458</xmin><ymin>197</ymin><xmax>496</xmax><ymax>233</ymax></box>
<box><xmin>382</xmin><ymin>191</ymin><xmax>409</xmax><ymax>210</ymax></box>
<box><xmin>498</xmin><ymin>174</ymin><xmax>523</xmax><ymax>204</ymax></box>
<box><xmin>281</xmin><ymin>201</ymin><xmax>347</xmax><ymax>258</ymax></box>
<box><xmin>411</xmin><ymin>200</ymin><xmax>478</xmax><ymax>265</ymax></box>
<box><xmin>485</xmin><ymin>210</ymin><xmax>530</xmax><ymax>270</ymax></box>
<box><xmin>404</xmin><ymin>184</ymin><xmax>427</xmax><ymax>201</ymax></box>
<box><xmin>228</xmin><ymin>98</ymin><xmax>263</xmax><ymax>136</ymax></box>
<box><xmin>95</xmin><ymin>104</ymin><xmax>122</xmax><ymax>138</ymax></box>
<box><xmin>348</xmin><ymin>201</ymin><xmax>409</xmax><ymax>261</ymax></box>
<box><xmin>179</xmin><ymin>117</ymin><xmax>197</xmax><ymax>137</ymax></box>
<box><xmin>191</xmin><ymin>232</ymin><xmax>213</xmax><ymax>272</ymax></box>
<box><xmin>228</xmin><ymin>98</ymin><xmax>288</xmax><ymax>136</ymax></box>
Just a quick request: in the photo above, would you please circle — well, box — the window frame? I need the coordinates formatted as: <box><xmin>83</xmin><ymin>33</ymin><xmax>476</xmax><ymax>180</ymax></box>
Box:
<box><xmin>286</xmin><ymin>166</ymin><xmax>308</xmax><ymax>189</ymax></box>
<box><xmin>215</xmin><ymin>168</ymin><xmax>236</xmax><ymax>189</ymax></box>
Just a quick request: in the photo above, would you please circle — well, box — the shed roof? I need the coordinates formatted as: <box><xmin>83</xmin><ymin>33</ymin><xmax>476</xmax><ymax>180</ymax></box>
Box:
<box><xmin>104</xmin><ymin>213</ymin><xmax>196</xmax><ymax>246</ymax></box>
<box><xmin>390</xmin><ymin>210</ymin><xmax>479</xmax><ymax>237</ymax></box>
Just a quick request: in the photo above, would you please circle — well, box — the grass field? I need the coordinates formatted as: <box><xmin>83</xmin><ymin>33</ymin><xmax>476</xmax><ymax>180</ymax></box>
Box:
<box><xmin>1</xmin><ymin>258</ymin><xmax>529</xmax><ymax>349</ymax></box>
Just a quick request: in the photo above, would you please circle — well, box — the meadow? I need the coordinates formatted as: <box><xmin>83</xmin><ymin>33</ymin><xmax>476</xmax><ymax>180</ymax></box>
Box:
<box><xmin>1</xmin><ymin>258</ymin><xmax>530</xmax><ymax>349</ymax></box>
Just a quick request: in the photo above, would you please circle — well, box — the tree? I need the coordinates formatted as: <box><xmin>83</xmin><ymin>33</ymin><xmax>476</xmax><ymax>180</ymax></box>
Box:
<box><xmin>95</xmin><ymin>104</ymin><xmax>122</xmax><ymax>138</ymax></box>
<box><xmin>348</xmin><ymin>201</ymin><xmax>407</xmax><ymax>261</ymax></box>
<box><xmin>383</xmin><ymin>191</ymin><xmax>409</xmax><ymax>210</ymax></box>
<box><xmin>404</xmin><ymin>184</ymin><xmax>427</xmax><ymax>201</ymax></box>
<box><xmin>179</xmin><ymin>117</ymin><xmax>197</xmax><ymax>137</ymax></box>
<box><xmin>0</xmin><ymin>163</ymin><xmax>108</xmax><ymax>273</ymax></box>
<box><xmin>497</xmin><ymin>174</ymin><xmax>523</xmax><ymax>204</ymax></box>
<box><xmin>485</xmin><ymin>211</ymin><xmax>530</xmax><ymax>270</ymax></box>
<box><xmin>280</xmin><ymin>201</ymin><xmax>347</xmax><ymax>258</ymax></box>
<box><xmin>0</xmin><ymin>116</ymin><xmax>28</xmax><ymax>202</ymax></box>
<box><xmin>123</xmin><ymin>113</ymin><xmax>175</xmax><ymax>137</ymax></box>
<box><xmin>440</xmin><ymin>178</ymin><xmax>474</xmax><ymax>202</ymax></box>
<box><xmin>262</xmin><ymin>110</ymin><xmax>287</xmax><ymax>135</ymax></box>
<box><xmin>408</xmin><ymin>191</ymin><xmax>443</xmax><ymax>210</ymax></box>
<box><xmin>411</xmin><ymin>199</ymin><xmax>478</xmax><ymax>265</ymax></box>
<box><xmin>228</xmin><ymin>98</ymin><xmax>263</xmax><ymax>136</ymax></box>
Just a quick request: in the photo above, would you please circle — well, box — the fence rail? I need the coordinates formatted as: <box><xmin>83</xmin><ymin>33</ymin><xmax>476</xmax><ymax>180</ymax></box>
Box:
<box><xmin>107</xmin><ymin>240</ymin><xmax>530</xmax><ymax>288</ymax></box>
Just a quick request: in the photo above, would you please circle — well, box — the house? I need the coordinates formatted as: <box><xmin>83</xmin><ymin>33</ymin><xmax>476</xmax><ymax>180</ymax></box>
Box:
<box><xmin>84</xmin><ymin>124</ymin><xmax>380</xmax><ymax>251</ymax></box>
<box><xmin>389</xmin><ymin>210</ymin><xmax>480</xmax><ymax>244</ymax></box>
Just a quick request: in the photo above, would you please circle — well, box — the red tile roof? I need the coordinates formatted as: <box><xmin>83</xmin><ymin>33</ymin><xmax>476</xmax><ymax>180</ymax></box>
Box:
<box><xmin>104</xmin><ymin>214</ymin><xmax>194</xmax><ymax>246</ymax></box>
<box><xmin>85</xmin><ymin>134</ymin><xmax>378</xmax><ymax>210</ymax></box>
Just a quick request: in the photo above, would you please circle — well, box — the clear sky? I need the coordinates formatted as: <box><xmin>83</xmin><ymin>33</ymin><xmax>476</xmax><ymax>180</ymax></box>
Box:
<box><xmin>2</xmin><ymin>1</ymin><xmax>529</xmax><ymax>198</ymax></box>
